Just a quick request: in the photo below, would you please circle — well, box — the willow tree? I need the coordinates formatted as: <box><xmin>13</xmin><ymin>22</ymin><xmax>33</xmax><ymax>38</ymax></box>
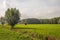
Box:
<box><xmin>5</xmin><ymin>8</ymin><xmax>20</xmax><ymax>29</ymax></box>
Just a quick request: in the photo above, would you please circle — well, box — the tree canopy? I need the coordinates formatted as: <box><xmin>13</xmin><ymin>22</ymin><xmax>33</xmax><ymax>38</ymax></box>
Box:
<box><xmin>5</xmin><ymin>8</ymin><xmax>20</xmax><ymax>29</ymax></box>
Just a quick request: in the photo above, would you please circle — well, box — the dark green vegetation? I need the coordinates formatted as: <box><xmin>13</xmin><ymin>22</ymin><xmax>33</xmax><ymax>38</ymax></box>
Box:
<box><xmin>20</xmin><ymin>17</ymin><xmax>60</xmax><ymax>24</ymax></box>
<box><xmin>5</xmin><ymin>8</ymin><xmax>20</xmax><ymax>29</ymax></box>
<box><xmin>0</xmin><ymin>24</ymin><xmax>60</xmax><ymax>40</ymax></box>
<box><xmin>0</xmin><ymin>17</ymin><xmax>5</xmax><ymax>25</ymax></box>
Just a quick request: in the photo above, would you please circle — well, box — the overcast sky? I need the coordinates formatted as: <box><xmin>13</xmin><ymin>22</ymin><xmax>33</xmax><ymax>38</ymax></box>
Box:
<box><xmin>0</xmin><ymin>0</ymin><xmax>60</xmax><ymax>19</ymax></box>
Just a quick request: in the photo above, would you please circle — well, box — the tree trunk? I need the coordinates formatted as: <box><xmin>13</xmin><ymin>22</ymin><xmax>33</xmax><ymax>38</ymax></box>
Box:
<box><xmin>11</xmin><ymin>26</ymin><xmax>14</xmax><ymax>29</ymax></box>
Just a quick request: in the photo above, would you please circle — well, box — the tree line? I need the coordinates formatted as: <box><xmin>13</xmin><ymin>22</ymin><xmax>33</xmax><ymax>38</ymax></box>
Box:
<box><xmin>20</xmin><ymin>17</ymin><xmax>60</xmax><ymax>24</ymax></box>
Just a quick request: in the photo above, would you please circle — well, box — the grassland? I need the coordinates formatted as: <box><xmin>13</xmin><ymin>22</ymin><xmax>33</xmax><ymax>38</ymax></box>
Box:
<box><xmin>0</xmin><ymin>28</ymin><xmax>21</xmax><ymax>40</ymax></box>
<box><xmin>0</xmin><ymin>24</ymin><xmax>60</xmax><ymax>40</ymax></box>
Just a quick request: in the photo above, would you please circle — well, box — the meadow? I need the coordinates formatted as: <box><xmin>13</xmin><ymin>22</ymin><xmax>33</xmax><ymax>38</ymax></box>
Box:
<box><xmin>0</xmin><ymin>24</ymin><xmax>60</xmax><ymax>40</ymax></box>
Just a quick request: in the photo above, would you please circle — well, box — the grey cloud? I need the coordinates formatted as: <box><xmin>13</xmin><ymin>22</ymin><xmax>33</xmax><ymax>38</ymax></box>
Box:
<box><xmin>0</xmin><ymin>0</ymin><xmax>60</xmax><ymax>19</ymax></box>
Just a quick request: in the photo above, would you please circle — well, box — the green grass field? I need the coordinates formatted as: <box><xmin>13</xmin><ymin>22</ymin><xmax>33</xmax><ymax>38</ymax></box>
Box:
<box><xmin>0</xmin><ymin>24</ymin><xmax>60</xmax><ymax>40</ymax></box>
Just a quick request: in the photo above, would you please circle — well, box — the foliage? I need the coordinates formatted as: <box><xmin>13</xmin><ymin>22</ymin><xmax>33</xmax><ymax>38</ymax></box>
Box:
<box><xmin>5</xmin><ymin>8</ymin><xmax>20</xmax><ymax>28</ymax></box>
<box><xmin>0</xmin><ymin>17</ymin><xmax>5</xmax><ymax>25</ymax></box>
<box><xmin>58</xmin><ymin>19</ymin><xmax>60</xmax><ymax>24</ymax></box>
<box><xmin>20</xmin><ymin>18</ymin><xmax>40</xmax><ymax>24</ymax></box>
<box><xmin>20</xmin><ymin>17</ymin><xmax>60</xmax><ymax>24</ymax></box>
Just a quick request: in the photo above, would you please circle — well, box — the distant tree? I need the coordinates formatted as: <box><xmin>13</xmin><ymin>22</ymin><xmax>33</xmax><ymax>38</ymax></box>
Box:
<box><xmin>58</xmin><ymin>19</ymin><xmax>60</xmax><ymax>24</ymax></box>
<box><xmin>21</xmin><ymin>18</ymin><xmax>40</xmax><ymax>24</ymax></box>
<box><xmin>20</xmin><ymin>17</ymin><xmax>60</xmax><ymax>24</ymax></box>
<box><xmin>55</xmin><ymin>17</ymin><xmax>60</xmax><ymax>24</ymax></box>
<box><xmin>0</xmin><ymin>17</ymin><xmax>5</xmax><ymax>25</ymax></box>
<box><xmin>5</xmin><ymin>8</ymin><xmax>20</xmax><ymax>29</ymax></box>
